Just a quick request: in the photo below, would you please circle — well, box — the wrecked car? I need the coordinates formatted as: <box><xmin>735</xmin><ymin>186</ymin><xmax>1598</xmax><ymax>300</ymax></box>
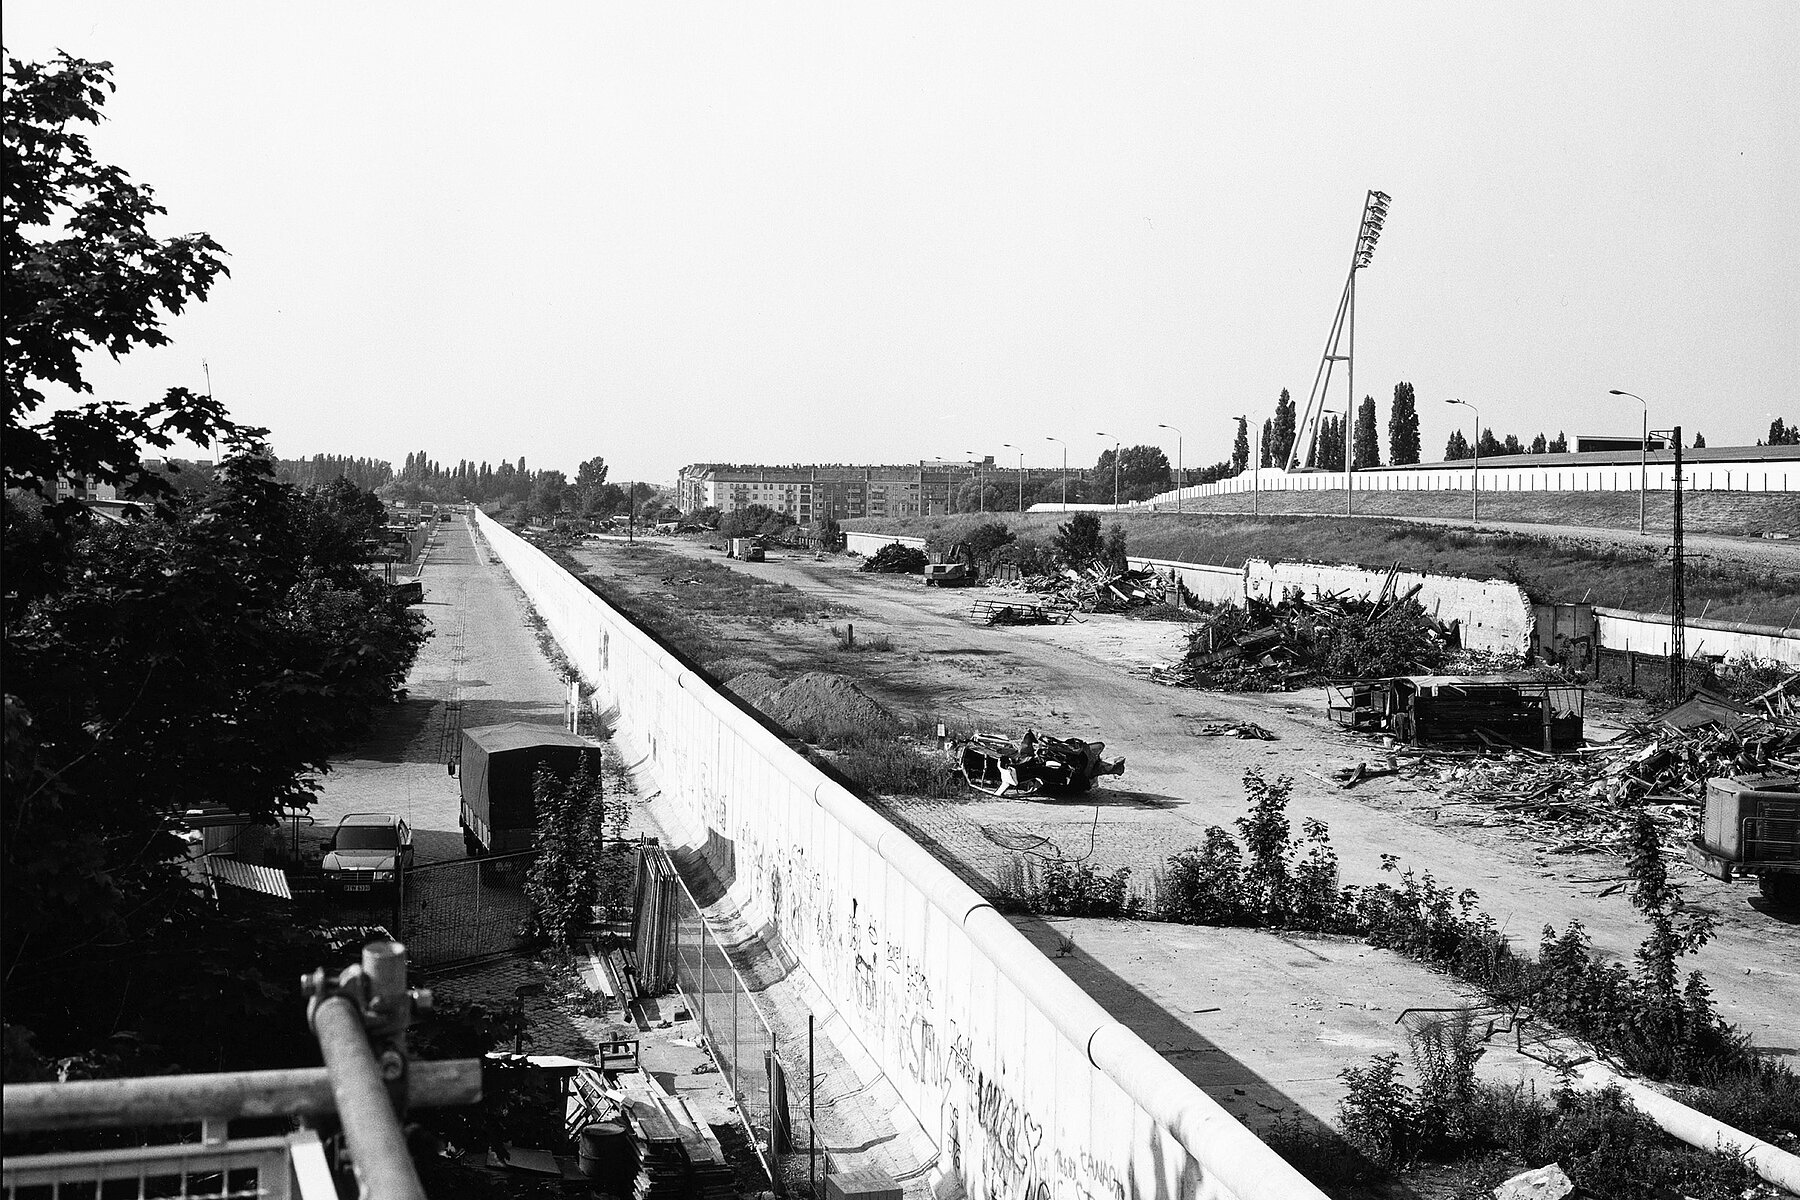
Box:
<box><xmin>956</xmin><ymin>729</ymin><xmax>1125</xmax><ymax>797</ymax></box>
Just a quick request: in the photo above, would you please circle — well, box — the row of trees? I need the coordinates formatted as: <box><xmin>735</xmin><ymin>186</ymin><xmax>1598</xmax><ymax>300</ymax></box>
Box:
<box><xmin>1444</xmin><ymin>429</ymin><xmax>1569</xmax><ymax>460</ymax></box>
<box><xmin>4</xmin><ymin>53</ymin><xmax>431</xmax><ymax>1074</ymax></box>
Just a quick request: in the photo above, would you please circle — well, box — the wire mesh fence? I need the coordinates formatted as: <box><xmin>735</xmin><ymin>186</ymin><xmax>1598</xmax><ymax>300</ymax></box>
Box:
<box><xmin>397</xmin><ymin>850</ymin><xmax>537</xmax><ymax>968</ymax></box>
<box><xmin>636</xmin><ymin>843</ymin><xmax>818</xmax><ymax>1197</ymax></box>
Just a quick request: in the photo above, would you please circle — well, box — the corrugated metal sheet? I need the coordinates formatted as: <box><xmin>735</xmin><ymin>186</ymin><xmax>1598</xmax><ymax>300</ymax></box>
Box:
<box><xmin>203</xmin><ymin>855</ymin><xmax>292</xmax><ymax>901</ymax></box>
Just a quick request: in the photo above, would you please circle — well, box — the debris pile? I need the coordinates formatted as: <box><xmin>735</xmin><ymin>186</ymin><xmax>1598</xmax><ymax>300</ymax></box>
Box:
<box><xmin>956</xmin><ymin>729</ymin><xmax>1125</xmax><ymax>797</ymax></box>
<box><xmin>1381</xmin><ymin>703</ymin><xmax>1800</xmax><ymax>858</ymax></box>
<box><xmin>860</xmin><ymin>543</ymin><xmax>929</xmax><ymax>573</ymax></box>
<box><xmin>1152</xmin><ymin>587</ymin><xmax>1458</xmax><ymax>691</ymax></box>
<box><xmin>989</xmin><ymin>564</ymin><xmax>1173</xmax><ymax>614</ymax></box>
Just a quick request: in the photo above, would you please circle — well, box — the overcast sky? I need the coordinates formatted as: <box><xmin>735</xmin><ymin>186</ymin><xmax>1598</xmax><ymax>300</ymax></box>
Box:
<box><xmin>9</xmin><ymin>3</ymin><xmax>1797</xmax><ymax>483</ymax></box>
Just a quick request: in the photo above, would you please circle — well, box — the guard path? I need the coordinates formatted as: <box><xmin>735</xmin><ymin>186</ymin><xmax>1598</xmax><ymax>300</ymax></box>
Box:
<box><xmin>308</xmin><ymin>518</ymin><xmax>570</xmax><ymax>863</ymax></box>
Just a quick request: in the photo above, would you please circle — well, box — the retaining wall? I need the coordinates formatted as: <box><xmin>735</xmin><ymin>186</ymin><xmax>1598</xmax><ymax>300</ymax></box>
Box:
<box><xmin>1593</xmin><ymin>608</ymin><xmax>1800</xmax><ymax>667</ymax></box>
<box><xmin>1126</xmin><ymin>558</ymin><xmax>1245</xmax><ymax>607</ymax></box>
<box><xmin>1243</xmin><ymin>560</ymin><xmax>1532</xmax><ymax>654</ymax></box>
<box><xmin>475</xmin><ymin>512</ymin><xmax>1321</xmax><ymax>1200</ymax></box>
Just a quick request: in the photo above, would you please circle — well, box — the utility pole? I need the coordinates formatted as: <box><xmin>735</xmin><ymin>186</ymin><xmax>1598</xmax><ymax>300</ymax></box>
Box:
<box><xmin>1661</xmin><ymin>426</ymin><xmax>1686</xmax><ymax>702</ymax></box>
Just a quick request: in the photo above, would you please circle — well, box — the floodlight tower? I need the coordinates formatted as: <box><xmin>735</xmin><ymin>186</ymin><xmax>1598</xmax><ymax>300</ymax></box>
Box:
<box><xmin>1289</xmin><ymin>191</ymin><xmax>1391</xmax><ymax>476</ymax></box>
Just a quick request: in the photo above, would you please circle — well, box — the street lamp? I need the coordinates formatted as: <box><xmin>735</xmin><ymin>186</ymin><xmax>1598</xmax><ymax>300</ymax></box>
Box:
<box><xmin>1231</xmin><ymin>415</ymin><xmax>1257</xmax><ymax>517</ymax></box>
<box><xmin>1096</xmin><ymin>432</ymin><xmax>1120</xmax><ymax>510</ymax></box>
<box><xmin>1001</xmin><ymin>443</ymin><xmax>1025</xmax><ymax>514</ymax></box>
<box><xmin>1447</xmin><ymin>398</ymin><xmax>1479</xmax><ymax>523</ymax></box>
<box><xmin>964</xmin><ymin>450</ymin><xmax>984</xmax><ymax>514</ymax></box>
<box><xmin>1608</xmin><ymin>390</ymin><xmax>1649</xmax><ymax>535</ymax></box>
<box><xmin>1045</xmin><ymin>437</ymin><xmax>1067</xmax><ymax>512</ymax></box>
<box><xmin>1157</xmin><ymin>423</ymin><xmax>1184</xmax><ymax>514</ymax></box>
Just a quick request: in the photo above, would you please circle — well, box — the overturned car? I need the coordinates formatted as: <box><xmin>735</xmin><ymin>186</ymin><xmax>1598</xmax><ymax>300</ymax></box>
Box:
<box><xmin>956</xmin><ymin>729</ymin><xmax>1125</xmax><ymax>797</ymax></box>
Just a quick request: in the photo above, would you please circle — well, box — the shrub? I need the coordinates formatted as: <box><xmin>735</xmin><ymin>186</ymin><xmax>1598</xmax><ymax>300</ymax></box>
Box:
<box><xmin>1053</xmin><ymin>512</ymin><xmax>1104</xmax><ymax>568</ymax></box>
<box><xmin>1337</xmin><ymin>1052</ymin><xmax>1417</xmax><ymax>1170</ymax></box>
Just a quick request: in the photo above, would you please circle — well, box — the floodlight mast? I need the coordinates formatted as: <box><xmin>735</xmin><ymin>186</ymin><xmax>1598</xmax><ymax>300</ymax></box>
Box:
<box><xmin>1288</xmin><ymin>190</ymin><xmax>1390</xmax><ymax>476</ymax></box>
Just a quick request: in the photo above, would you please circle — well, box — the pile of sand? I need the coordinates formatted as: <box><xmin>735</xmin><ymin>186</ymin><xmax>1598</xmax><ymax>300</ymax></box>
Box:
<box><xmin>722</xmin><ymin>670</ymin><xmax>897</xmax><ymax>736</ymax></box>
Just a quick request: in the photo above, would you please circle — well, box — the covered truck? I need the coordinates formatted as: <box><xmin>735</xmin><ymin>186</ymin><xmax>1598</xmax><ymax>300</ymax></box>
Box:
<box><xmin>459</xmin><ymin>722</ymin><xmax>605</xmax><ymax>857</ymax></box>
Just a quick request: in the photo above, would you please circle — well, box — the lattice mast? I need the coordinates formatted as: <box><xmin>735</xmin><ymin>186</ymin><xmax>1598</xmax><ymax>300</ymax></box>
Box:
<box><xmin>1288</xmin><ymin>191</ymin><xmax>1391</xmax><ymax>473</ymax></box>
<box><xmin>1669</xmin><ymin>426</ymin><xmax>1686</xmax><ymax>702</ymax></box>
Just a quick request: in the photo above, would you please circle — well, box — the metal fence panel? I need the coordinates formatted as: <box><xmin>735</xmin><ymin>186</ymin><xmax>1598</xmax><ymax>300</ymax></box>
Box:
<box><xmin>398</xmin><ymin>851</ymin><xmax>537</xmax><ymax>968</ymax></box>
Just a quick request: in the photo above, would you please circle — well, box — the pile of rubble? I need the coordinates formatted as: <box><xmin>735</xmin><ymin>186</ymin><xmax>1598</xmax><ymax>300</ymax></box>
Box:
<box><xmin>1377</xmin><ymin>699</ymin><xmax>1800</xmax><ymax>858</ymax></box>
<box><xmin>992</xmin><ymin>564</ymin><xmax>1172</xmax><ymax>614</ymax></box>
<box><xmin>1152</xmin><ymin>586</ymin><xmax>1458</xmax><ymax>691</ymax></box>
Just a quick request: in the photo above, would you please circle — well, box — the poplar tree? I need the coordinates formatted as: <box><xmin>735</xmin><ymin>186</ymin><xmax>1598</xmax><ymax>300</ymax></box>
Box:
<box><xmin>1353</xmin><ymin>395</ymin><xmax>1381</xmax><ymax>469</ymax></box>
<box><xmin>1272</xmin><ymin>389</ymin><xmax>1297</xmax><ymax>466</ymax></box>
<box><xmin>1388</xmin><ymin>382</ymin><xmax>1421</xmax><ymax>465</ymax></box>
<box><xmin>1232</xmin><ymin>418</ymin><xmax>1250</xmax><ymax>473</ymax></box>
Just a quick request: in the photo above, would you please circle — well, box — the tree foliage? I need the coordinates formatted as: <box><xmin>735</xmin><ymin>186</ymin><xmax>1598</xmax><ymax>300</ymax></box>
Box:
<box><xmin>1766</xmin><ymin>418</ymin><xmax>1799</xmax><ymax>446</ymax></box>
<box><xmin>1353</xmin><ymin>395</ymin><xmax>1381</xmax><ymax>469</ymax></box>
<box><xmin>1232</xmin><ymin>418</ymin><xmax>1250</xmax><ymax>473</ymax></box>
<box><xmin>523</xmin><ymin>759</ymin><xmax>611</xmax><ymax>952</ymax></box>
<box><xmin>1388</xmin><ymin>382</ymin><xmax>1421</xmax><ymax>465</ymax></box>
<box><xmin>1271</xmin><ymin>389</ymin><xmax>1297</xmax><ymax>467</ymax></box>
<box><xmin>1053</xmin><ymin>512</ymin><xmax>1104</xmax><ymax>568</ymax></box>
<box><xmin>2</xmin><ymin>55</ymin><xmax>430</xmax><ymax>1073</ymax></box>
<box><xmin>4</xmin><ymin>54</ymin><xmax>235</xmax><ymax>528</ymax></box>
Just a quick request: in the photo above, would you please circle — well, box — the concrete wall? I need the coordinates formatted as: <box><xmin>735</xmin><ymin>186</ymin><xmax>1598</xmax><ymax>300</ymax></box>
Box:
<box><xmin>844</xmin><ymin>530</ymin><xmax>928</xmax><ymax>556</ymax></box>
<box><xmin>1243</xmin><ymin>559</ymin><xmax>1533</xmax><ymax>654</ymax></box>
<box><xmin>474</xmin><ymin>512</ymin><xmax>1321</xmax><ymax>1200</ymax></box>
<box><xmin>1593</xmin><ymin>607</ymin><xmax>1800</xmax><ymax>667</ymax></box>
<box><xmin>1126</xmin><ymin>558</ymin><xmax>1245</xmax><ymax>607</ymax></box>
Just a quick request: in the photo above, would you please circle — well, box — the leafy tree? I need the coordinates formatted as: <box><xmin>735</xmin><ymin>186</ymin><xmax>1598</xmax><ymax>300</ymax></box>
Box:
<box><xmin>1530</xmin><ymin>433</ymin><xmax>1548</xmax><ymax>455</ymax></box>
<box><xmin>1501</xmin><ymin>434</ymin><xmax>1523</xmax><ymax>456</ymax></box>
<box><xmin>1387</xmin><ymin>382</ymin><xmax>1421</xmax><ymax>465</ymax></box>
<box><xmin>1444</xmin><ymin>429</ymin><xmax>1472</xmax><ymax>460</ymax></box>
<box><xmin>1547</xmin><ymin>431</ymin><xmax>1568</xmax><ymax>454</ymax></box>
<box><xmin>691</xmin><ymin>505</ymin><xmax>721</xmax><ymax>529</ymax></box>
<box><xmin>1271</xmin><ymin>389</ymin><xmax>1297</xmax><ymax>467</ymax></box>
<box><xmin>1766</xmin><ymin>418</ymin><xmax>1798</xmax><ymax>446</ymax></box>
<box><xmin>1692</xmin><ymin>431</ymin><xmax>1705</xmax><ymax>448</ymax></box>
<box><xmin>4</xmin><ymin>53</ymin><xmax>237</xmax><ymax>607</ymax></box>
<box><xmin>1261</xmin><ymin>418</ymin><xmax>1275</xmax><ymax>467</ymax></box>
<box><xmin>1477</xmin><ymin>428</ymin><xmax>1504</xmax><ymax>458</ymax></box>
<box><xmin>1353</xmin><ymin>395</ymin><xmax>1381</xmax><ymax>470</ymax></box>
<box><xmin>1232</xmin><ymin>418</ymin><xmax>1250</xmax><ymax>473</ymax></box>
<box><xmin>1053</xmin><ymin>512</ymin><xmax>1104</xmax><ymax>568</ymax></box>
<box><xmin>718</xmin><ymin>503</ymin><xmax>790</xmax><ymax>538</ymax></box>
<box><xmin>529</xmin><ymin>469</ymin><xmax>570</xmax><ymax>519</ymax></box>
<box><xmin>1095</xmin><ymin>444</ymin><xmax>1170</xmax><ymax>501</ymax></box>
<box><xmin>574</xmin><ymin>456</ymin><xmax>609</xmax><ymax>515</ymax></box>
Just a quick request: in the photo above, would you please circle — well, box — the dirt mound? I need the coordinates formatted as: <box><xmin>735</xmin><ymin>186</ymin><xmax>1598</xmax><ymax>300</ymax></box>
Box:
<box><xmin>763</xmin><ymin>672</ymin><xmax>898</xmax><ymax>734</ymax></box>
<box><xmin>722</xmin><ymin>670</ymin><xmax>786</xmax><ymax>708</ymax></box>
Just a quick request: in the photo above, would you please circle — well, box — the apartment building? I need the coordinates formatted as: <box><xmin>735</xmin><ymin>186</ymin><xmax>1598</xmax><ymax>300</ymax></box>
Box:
<box><xmin>676</xmin><ymin>460</ymin><xmax>1004</xmax><ymax>521</ymax></box>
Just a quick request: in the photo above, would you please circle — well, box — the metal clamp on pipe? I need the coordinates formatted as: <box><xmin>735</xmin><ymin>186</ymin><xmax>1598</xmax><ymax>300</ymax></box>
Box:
<box><xmin>303</xmin><ymin>940</ymin><xmax>434</xmax><ymax>1200</ymax></box>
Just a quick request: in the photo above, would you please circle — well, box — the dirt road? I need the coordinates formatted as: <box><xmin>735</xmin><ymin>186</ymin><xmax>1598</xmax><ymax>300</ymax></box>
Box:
<box><xmin>573</xmin><ymin>537</ymin><xmax>1800</xmax><ymax>1066</ymax></box>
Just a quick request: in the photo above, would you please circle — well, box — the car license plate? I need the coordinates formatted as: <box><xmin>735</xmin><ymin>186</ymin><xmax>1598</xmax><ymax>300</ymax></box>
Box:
<box><xmin>346</xmin><ymin>884</ymin><xmax>370</xmax><ymax>893</ymax></box>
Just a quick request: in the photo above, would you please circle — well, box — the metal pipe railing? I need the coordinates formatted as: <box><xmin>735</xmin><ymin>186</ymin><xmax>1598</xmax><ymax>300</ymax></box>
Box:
<box><xmin>313</xmin><ymin>993</ymin><xmax>427</xmax><ymax>1200</ymax></box>
<box><xmin>2</xmin><ymin>1059</ymin><xmax>479</xmax><ymax>1133</ymax></box>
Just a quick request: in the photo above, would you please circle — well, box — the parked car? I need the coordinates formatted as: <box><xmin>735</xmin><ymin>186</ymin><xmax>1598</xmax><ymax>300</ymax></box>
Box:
<box><xmin>322</xmin><ymin>813</ymin><xmax>414</xmax><ymax>895</ymax></box>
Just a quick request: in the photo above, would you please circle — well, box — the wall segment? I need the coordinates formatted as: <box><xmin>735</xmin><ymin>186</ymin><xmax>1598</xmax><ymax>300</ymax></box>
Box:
<box><xmin>475</xmin><ymin>512</ymin><xmax>1324</xmax><ymax>1200</ymax></box>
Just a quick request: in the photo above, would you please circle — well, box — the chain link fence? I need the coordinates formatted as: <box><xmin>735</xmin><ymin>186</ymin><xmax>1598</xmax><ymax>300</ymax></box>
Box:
<box><xmin>636</xmin><ymin>844</ymin><xmax>821</xmax><ymax>1196</ymax></box>
<box><xmin>397</xmin><ymin>850</ymin><xmax>537</xmax><ymax>969</ymax></box>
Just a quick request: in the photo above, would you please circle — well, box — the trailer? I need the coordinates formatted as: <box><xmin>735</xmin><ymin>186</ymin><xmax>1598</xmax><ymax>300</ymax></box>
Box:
<box><xmin>459</xmin><ymin>723</ymin><xmax>605</xmax><ymax>858</ymax></box>
<box><xmin>1687</xmin><ymin>772</ymin><xmax>1800</xmax><ymax>908</ymax></box>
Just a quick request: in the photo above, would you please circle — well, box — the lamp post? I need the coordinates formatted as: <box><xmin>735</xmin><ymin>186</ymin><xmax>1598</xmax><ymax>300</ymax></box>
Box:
<box><xmin>1096</xmin><ymin>432</ymin><xmax>1120</xmax><ymax>510</ymax></box>
<box><xmin>1157</xmin><ymin>423</ymin><xmax>1184</xmax><ymax>514</ymax></box>
<box><xmin>1231</xmin><ymin>415</ymin><xmax>1257</xmax><ymax>517</ymax></box>
<box><xmin>1045</xmin><ymin>437</ymin><xmax>1067</xmax><ymax>512</ymax></box>
<box><xmin>1001</xmin><ymin>443</ymin><xmax>1025</xmax><ymax>513</ymax></box>
<box><xmin>964</xmin><ymin>451</ymin><xmax>984</xmax><ymax>514</ymax></box>
<box><xmin>1609</xmin><ymin>389</ymin><xmax>1649</xmax><ymax>535</ymax></box>
<box><xmin>1447</xmin><ymin>398</ymin><xmax>1479</xmax><ymax>523</ymax></box>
